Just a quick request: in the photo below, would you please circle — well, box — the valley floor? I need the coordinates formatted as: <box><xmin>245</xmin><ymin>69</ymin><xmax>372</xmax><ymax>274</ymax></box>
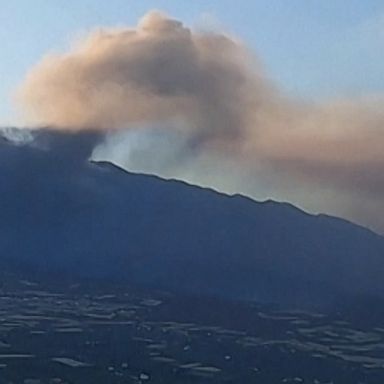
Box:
<box><xmin>0</xmin><ymin>281</ymin><xmax>383</xmax><ymax>383</ymax></box>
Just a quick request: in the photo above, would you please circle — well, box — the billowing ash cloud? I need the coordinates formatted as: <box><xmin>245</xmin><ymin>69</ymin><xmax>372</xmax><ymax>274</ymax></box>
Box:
<box><xmin>17</xmin><ymin>11</ymin><xmax>384</xmax><ymax>233</ymax></box>
<box><xmin>19</xmin><ymin>10</ymin><xmax>274</xmax><ymax>148</ymax></box>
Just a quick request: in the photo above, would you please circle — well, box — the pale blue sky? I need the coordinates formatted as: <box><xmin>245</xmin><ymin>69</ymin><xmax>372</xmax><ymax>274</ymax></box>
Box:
<box><xmin>1</xmin><ymin>0</ymin><xmax>384</xmax><ymax>125</ymax></box>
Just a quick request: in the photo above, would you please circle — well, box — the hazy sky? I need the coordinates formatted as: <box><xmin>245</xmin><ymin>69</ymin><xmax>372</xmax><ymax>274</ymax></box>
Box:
<box><xmin>2</xmin><ymin>0</ymin><xmax>384</xmax><ymax>125</ymax></box>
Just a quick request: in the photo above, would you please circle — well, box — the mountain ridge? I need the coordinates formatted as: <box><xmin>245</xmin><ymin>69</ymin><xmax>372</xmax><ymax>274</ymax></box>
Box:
<box><xmin>1</xmin><ymin>131</ymin><xmax>384</xmax><ymax>309</ymax></box>
<box><xmin>94</xmin><ymin>159</ymin><xmax>379</xmax><ymax>238</ymax></box>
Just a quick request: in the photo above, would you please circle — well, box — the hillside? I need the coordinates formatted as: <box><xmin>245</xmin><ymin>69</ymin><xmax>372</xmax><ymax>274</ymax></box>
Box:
<box><xmin>1</xmin><ymin>130</ymin><xmax>384</xmax><ymax>308</ymax></box>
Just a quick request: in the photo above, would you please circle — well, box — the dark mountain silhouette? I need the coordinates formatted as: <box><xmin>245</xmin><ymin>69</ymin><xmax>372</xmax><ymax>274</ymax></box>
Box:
<box><xmin>1</xmin><ymin>129</ymin><xmax>384</xmax><ymax>308</ymax></box>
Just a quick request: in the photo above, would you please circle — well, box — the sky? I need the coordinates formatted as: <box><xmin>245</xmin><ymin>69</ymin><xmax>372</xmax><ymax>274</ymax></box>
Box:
<box><xmin>2</xmin><ymin>0</ymin><xmax>384</xmax><ymax>125</ymax></box>
<box><xmin>2</xmin><ymin>1</ymin><xmax>384</xmax><ymax>233</ymax></box>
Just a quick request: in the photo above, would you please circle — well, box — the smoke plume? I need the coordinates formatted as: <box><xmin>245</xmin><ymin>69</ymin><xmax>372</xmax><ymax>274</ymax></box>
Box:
<box><xmin>17</xmin><ymin>11</ymin><xmax>384</xmax><ymax>233</ymax></box>
<box><xmin>19</xmin><ymin>11</ymin><xmax>273</xmax><ymax>146</ymax></box>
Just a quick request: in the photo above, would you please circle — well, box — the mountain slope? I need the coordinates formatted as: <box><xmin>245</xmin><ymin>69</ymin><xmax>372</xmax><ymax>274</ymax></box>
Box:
<box><xmin>1</xmin><ymin>131</ymin><xmax>384</xmax><ymax>307</ymax></box>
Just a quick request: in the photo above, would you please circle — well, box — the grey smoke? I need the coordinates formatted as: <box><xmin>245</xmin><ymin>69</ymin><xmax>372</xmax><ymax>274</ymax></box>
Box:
<box><xmin>17</xmin><ymin>11</ymin><xmax>384</xmax><ymax>233</ymax></box>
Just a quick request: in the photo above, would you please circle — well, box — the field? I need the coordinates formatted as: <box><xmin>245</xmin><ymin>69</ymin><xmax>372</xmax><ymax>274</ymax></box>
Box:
<box><xmin>1</xmin><ymin>280</ymin><xmax>384</xmax><ymax>383</ymax></box>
